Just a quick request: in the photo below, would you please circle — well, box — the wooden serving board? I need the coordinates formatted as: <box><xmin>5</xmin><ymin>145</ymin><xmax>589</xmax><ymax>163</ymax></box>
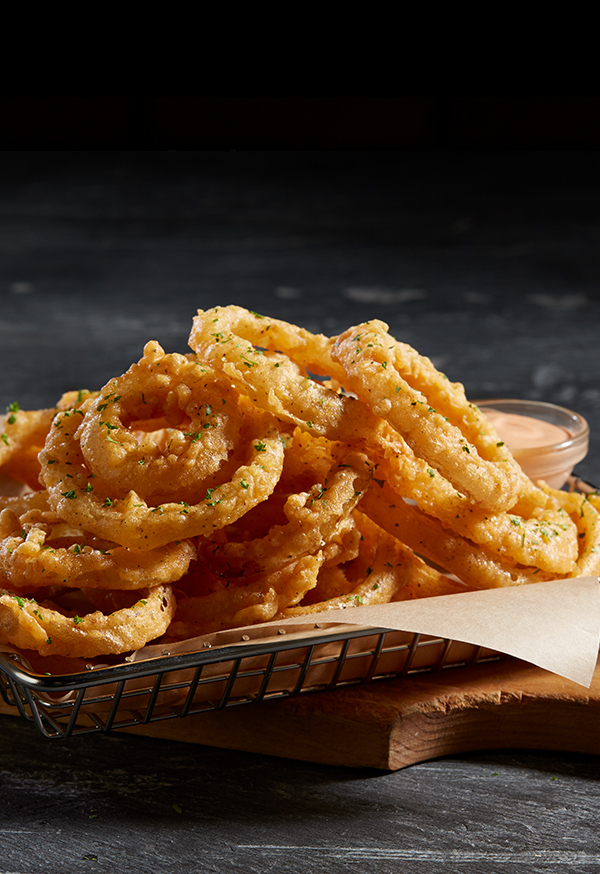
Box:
<box><xmin>3</xmin><ymin>658</ymin><xmax>600</xmax><ymax>770</ymax></box>
<box><xmin>104</xmin><ymin>658</ymin><xmax>600</xmax><ymax>769</ymax></box>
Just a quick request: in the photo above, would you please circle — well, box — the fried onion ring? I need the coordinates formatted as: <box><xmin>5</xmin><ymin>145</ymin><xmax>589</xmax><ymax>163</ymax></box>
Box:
<box><xmin>39</xmin><ymin>365</ymin><xmax>286</xmax><ymax>551</ymax></box>
<box><xmin>372</xmin><ymin>422</ymin><xmax>579</xmax><ymax>573</ymax></box>
<box><xmin>541</xmin><ymin>486</ymin><xmax>600</xmax><ymax>578</ymax></box>
<box><xmin>189</xmin><ymin>306</ymin><xmax>383</xmax><ymax>444</ymax></box>
<box><xmin>166</xmin><ymin>553</ymin><xmax>324</xmax><ymax>639</ymax></box>
<box><xmin>331</xmin><ymin>320</ymin><xmax>524</xmax><ymax>511</ymax></box>
<box><xmin>281</xmin><ymin>511</ymin><xmax>465</xmax><ymax>616</ymax></box>
<box><xmin>361</xmin><ymin>480</ymin><xmax>562</xmax><ymax>589</ymax></box>
<box><xmin>77</xmin><ymin>342</ymin><xmax>246</xmax><ymax>502</ymax></box>
<box><xmin>2</xmin><ymin>303</ymin><xmax>593</xmax><ymax>664</ymax></box>
<box><xmin>201</xmin><ymin>429</ymin><xmax>373</xmax><ymax>578</ymax></box>
<box><xmin>0</xmin><ymin>500</ymin><xmax>196</xmax><ymax>591</ymax></box>
<box><xmin>0</xmin><ymin>583</ymin><xmax>175</xmax><ymax>658</ymax></box>
<box><xmin>0</xmin><ymin>406</ymin><xmax>56</xmax><ymax>490</ymax></box>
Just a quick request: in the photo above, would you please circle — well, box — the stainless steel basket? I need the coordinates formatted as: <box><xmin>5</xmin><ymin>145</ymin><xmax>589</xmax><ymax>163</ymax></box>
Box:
<box><xmin>3</xmin><ymin>472</ymin><xmax>594</xmax><ymax>742</ymax></box>
<box><xmin>0</xmin><ymin>624</ymin><xmax>500</xmax><ymax>740</ymax></box>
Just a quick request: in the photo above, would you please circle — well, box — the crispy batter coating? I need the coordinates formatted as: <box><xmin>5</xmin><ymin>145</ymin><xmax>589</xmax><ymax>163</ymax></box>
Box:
<box><xmin>0</xmin><ymin>584</ymin><xmax>175</xmax><ymax>658</ymax></box>
<box><xmin>332</xmin><ymin>320</ymin><xmax>524</xmax><ymax>511</ymax></box>
<box><xmin>0</xmin><ymin>304</ymin><xmax>593</xmax><ymax>661</ymax></box>
<box><xmin>38</xmin><ymin>355</ymin><xmax>286</xmax><ymax>550</ymax></box>
<box><xmin>201</xmin><ymin>429</ymin><xmax>373</xmax><ymax>578</ymax></box>
<box><xmin>0</xmin><ymin>496</ymin><xmax>196</xmax><ymax>591</ymax></box>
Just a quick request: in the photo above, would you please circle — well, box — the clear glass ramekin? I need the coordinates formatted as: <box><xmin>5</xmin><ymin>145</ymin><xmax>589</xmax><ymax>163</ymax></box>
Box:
<box><xmin>475</xmin><ymin>398</ymin><xmax>589</xmax><ymax>489</ymax></box>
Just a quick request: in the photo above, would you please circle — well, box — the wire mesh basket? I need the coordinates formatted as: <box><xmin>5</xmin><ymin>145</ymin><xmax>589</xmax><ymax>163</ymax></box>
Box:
<box><xmin>0</xmin><ymin>476</ymin><xmax>600</xmax><ymax>738</ymax></box>
<box><xmin>2</xmin><ymin>473</ymin><xmax>597</xmax><ymax>742</ymax></box>
<box><xmin>0</xmin><ymin>623</ymin><xmax>501</xmax><ymax>740</ymax></box>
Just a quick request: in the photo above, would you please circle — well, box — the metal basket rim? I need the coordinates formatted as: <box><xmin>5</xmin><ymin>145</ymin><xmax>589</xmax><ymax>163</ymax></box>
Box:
<box><xmin>0</xmin><ymin>624</ymin><xmax>411</xmax><ymax>693</ymax></box>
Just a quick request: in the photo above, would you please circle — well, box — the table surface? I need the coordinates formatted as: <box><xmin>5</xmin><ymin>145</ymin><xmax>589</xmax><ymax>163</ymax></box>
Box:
<box><xmin>1</xmin><ymin>150</ymin><xmax>600</xmax><ymax>873</ymax></box>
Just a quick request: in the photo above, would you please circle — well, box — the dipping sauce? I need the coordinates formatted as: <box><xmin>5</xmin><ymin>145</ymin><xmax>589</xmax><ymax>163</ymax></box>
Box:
<box><xmin>476</xmin><ymin>399</ymin><xmax>589</xmax><ymax>489</ymax></box>
<box><xmin>482</xmin><ymin>410</ymin><xmax>571</xmax><ymax>451</ymax></box>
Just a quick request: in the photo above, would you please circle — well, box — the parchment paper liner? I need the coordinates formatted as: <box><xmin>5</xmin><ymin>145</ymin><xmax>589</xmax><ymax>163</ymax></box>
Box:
<box><xmin>5</xmin><ymin>576</ymin><xmax>599</xmax><ymax>724</ymax></box>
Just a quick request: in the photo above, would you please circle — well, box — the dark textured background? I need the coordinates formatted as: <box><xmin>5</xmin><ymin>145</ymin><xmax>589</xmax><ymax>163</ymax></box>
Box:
<box><xmin>1</xmin><ymin>150</ymin><xmax>599</xmax><ymax>480</ymax></box>
<box><xmin>1</xmin><ymin>145</ymin><xmax>600</xmax><ymax>872</ymax></box>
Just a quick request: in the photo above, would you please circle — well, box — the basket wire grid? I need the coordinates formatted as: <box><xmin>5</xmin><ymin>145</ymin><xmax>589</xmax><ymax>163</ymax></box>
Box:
<box><xmin>0</xmin><ymin>625</ymin><xmax>500</xmax><ymax>740</ymax></box>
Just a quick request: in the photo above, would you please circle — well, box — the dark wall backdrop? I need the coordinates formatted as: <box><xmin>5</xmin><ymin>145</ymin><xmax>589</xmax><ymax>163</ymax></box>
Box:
<box><xmin>2</xmin><ymin>98</ymin><xmax>600</xmax><ymax>149</ymax></box>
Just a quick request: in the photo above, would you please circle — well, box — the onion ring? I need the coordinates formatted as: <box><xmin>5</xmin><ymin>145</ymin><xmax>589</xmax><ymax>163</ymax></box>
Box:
<box><xmin>166</xmin><ymin>553</ymin><xmax>324</xmax><ymax>639</ymax></box>
<box><xmin>541</xmin><ymin>486</ymin><xmax>600</xmax><ymax>578</ymax></box>
<box><xmin>281</xmin><ymin>511</ymin><xmax>464</xmax><ymax>616</ymax></box>
<box><xmin>201</xmin><ymin>429</ymin><xmax>373</xmax><ymax>578</ymax></box>
<box><xmin>191</xmin><ymin>304</ymin><xmax>347</xmax><ymax>381</ymax></box>
<box><xmin>372</xmin><ymin>422</ymin><xmax>578</xmax><ymax>573</ymax></box>
<box><xmin>188</xmin><ymin>306</ymin><xmax>383</xmax><ymax>444</ymax></box>
<box><xmin>331</xmin><ymin>320</ymin><xmax>524</xmax><ymax>511</ymax></box>
<box><xmin>76</xmin><ymin>342</ymin><xmax>246</xmax><ymax>502</ymax></box>
<box><xmin>39</xmin><ymin>361</ymin><xmax>286</xmax><ymax>551</ymax></box>
<box><xmin>0</xmin><ymin>490</ymin><xmax>51</xmax><ymax>516</ymax></box>
<box><xmin>0</xmin><ymin>500</ymin><xmax>196</xmax><ymax>591</ymax></box>
<box><xmin>1</xmin><ymin>303</ymin><xmax>592</xmax><ymax>664</ymax></box>
<box><xmin>0</xmin><ymin>583</ymin><xmax>175</xmax><ymax>658</ymax></box>
<box><xmin>361</xmin><ymin>480</ymin><xmax>558</xmax><ymax>589</ymax></box>
<box><xmin>0</xmin><ymin>406</ymin><xmax>56</xmax><ymax>490</ymax></box>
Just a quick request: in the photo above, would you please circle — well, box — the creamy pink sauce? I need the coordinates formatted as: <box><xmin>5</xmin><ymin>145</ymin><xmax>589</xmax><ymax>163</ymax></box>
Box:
<box><xmin>484</xmin><ymin>410</ymin><xmax>571</xmax><ymax>450</ymax></box>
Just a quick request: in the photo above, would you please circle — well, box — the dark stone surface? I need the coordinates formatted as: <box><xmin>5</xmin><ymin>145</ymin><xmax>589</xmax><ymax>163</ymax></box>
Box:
<box><xmin>1</xmin><ymin>150</ymin><xmax>600</xmax><ymax>872</ymax></box>
<box><xmin>2</xmin><ymin>715</ymin><xmax>600</xmax><ymax>873</ymax></box>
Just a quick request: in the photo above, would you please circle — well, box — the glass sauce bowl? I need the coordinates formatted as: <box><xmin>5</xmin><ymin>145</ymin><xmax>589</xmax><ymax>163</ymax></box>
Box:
<box><xmin>475</xmin><ymin>398</ymin><xmax>589</xmax><ymax>489</ymax></box>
